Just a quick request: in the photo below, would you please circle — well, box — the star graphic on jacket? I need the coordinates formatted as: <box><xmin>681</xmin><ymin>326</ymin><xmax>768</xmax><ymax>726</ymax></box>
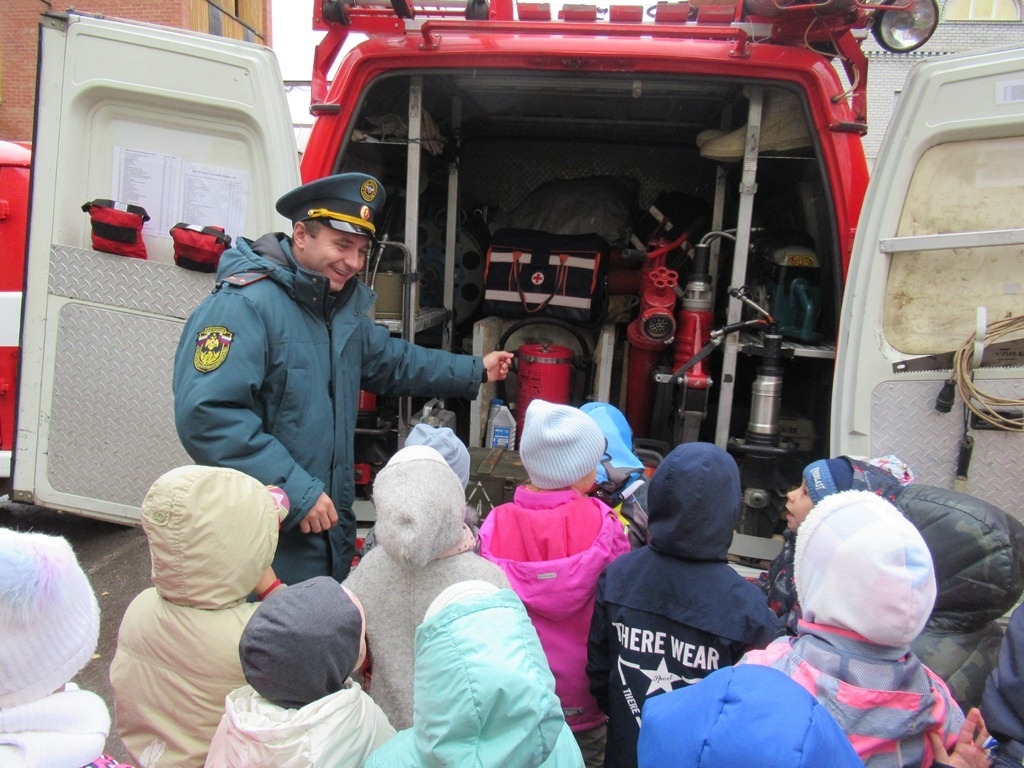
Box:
<box><xmin>639</xmin><ymin>658</ymin><xmax>684</xmax><ymax>695</ymax></box>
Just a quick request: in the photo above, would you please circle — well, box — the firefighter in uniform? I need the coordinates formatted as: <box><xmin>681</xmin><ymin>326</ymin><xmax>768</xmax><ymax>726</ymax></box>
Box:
<box><xmin>173</xmin><ymin>173</ymin><xmax>511</xmax><ymax>584</ymax></box>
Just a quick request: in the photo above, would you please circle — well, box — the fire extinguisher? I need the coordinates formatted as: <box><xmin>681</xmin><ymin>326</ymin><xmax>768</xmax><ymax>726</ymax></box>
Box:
<box><xmin>496</xmin><ymin>318</ymin><xmax>595</xmax><ymax>435</ymax></box>
<box><xmin>515</xmin><ymin>343</ymin><xmax>574</xmax><ymax>438</ymax></box>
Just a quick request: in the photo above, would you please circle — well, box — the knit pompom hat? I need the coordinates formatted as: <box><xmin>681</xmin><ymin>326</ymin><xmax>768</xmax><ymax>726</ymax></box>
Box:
<box><xmin>795</xmin><ymin>490</ymin><xmax>936</xmax><ymax>647</ymax></box>
<box><xmin>519</xmin><ymin>399</ymin><xmax>605</xmax><ymax>490</ymax></box>
<box><xmin>0</xmin><ymin>529</ymin><xmax>100</xmax><ymax>708</ymax></box>
<box><xmin>373</xmin><ymin>445</ymin><xmax>467</xmax><ymax>568</ymax></box>
<box><xmin>802</xmin><ymin>458</ymin><xmax>855</xmax><ymax>505</ymax></box>
<box><xmin>406</xmin><ymin>423</ymin><xmax>471</xmax><ymax>488</ymax></box>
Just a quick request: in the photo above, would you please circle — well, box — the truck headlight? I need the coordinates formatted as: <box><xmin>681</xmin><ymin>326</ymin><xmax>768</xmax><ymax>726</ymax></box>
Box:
<box><xmin>872</xmin><ymin>0</ymin><xmax>939</xmax><ymax>53</ymax></box>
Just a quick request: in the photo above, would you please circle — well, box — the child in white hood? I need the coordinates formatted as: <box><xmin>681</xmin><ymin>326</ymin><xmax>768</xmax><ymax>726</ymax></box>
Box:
<box><xmin>740</xmin><ymin>490</ymin><xmax>966</xmax><ymax>768</ymax></box>
<box><xmin>205</xmin><ymin>576</ymin><xmax>395</xmax><ymax>766</ymax></box>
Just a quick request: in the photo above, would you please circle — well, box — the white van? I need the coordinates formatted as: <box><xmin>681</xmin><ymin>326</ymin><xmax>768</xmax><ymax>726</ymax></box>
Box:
<box><xmin>834</xmin><ymin>48</ymin><xmax>1024</xmax><ymax>515</ymax></box>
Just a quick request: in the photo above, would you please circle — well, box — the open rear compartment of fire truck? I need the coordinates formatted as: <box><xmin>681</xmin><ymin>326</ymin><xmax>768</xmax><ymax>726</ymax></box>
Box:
<box><xmin>325</xmin><ymin>62</ymin><xmax>858</xmax><ymax>533</ymax></box>
<box><xmin>17</xmin><ymin>0</ymin><xmax>949</xmax><ymax>533</ymax></box>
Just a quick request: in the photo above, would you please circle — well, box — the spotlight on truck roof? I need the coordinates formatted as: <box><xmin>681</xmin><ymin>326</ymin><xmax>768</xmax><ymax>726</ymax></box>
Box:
<box><xmin>871</xmin><ymin>0</ymin><xmax>939</xmax><ymax>53</ymax></box>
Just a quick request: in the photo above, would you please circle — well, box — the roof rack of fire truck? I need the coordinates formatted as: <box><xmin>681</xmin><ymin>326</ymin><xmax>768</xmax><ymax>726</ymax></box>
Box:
<box><xmin>311</xmin><ymin>0</ymin><xmax>938</xmax><ymax>122</ymax></box>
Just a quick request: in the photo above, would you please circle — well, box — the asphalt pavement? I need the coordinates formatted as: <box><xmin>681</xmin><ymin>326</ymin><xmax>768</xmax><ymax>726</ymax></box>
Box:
<box><xmin>1</xmin><ymin>493</ymin><xmax>151</xmax><ymax>764</ymax></box>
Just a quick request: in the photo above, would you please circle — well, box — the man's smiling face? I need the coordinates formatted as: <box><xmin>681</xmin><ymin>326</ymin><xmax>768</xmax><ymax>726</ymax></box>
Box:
<box><xmin>292</xmin><ymin>221</ymin><xmax>370</xmax><ymax>292</ymax></box>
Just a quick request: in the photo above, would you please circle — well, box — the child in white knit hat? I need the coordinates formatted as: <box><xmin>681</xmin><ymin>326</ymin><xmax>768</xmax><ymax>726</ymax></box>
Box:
<box><xmin>0</xmin><ymin>528</ymin><xmax>133</xmax><ymax>768</ymax></box>
<box><xmin>740</xmin><ymin>489</ymin><xmax>967</xmax><ymax>768</ymax></box>
<box><xmin>478</xmin><ymin>399</ymin><xmax>630</xmax><ymax>768</ymax></box>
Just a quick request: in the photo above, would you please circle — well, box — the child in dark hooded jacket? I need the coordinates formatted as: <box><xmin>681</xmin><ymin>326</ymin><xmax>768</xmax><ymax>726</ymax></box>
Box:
<box><xmin>586</xmin><ymin>442</ymin><xmax>779</xmax><ymax>768</ymax></box>
<box><xmin>982</xmin><ymin>603</ymin><xmax>1024</xmax><ymax>767</ymax></box>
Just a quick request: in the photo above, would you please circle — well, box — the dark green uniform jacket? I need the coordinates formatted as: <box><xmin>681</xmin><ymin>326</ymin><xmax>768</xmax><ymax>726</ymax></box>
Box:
<box><xmin>173</xmin><ymin>233</ymin><xmax>482</xmax><ymax>583</ymax></box>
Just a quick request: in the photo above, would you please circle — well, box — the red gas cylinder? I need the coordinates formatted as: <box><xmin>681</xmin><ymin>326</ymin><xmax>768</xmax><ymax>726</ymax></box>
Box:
<box><xmin>515</xmin><ymin>343</ymin><xmax>574</xmax><ymax>439</ymax></box>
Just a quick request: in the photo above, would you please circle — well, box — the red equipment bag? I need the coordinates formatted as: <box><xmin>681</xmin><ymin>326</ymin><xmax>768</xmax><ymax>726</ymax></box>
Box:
<box><xmin>81</xmin><ymin>199</ymin><xmax>150</xmax><ymax>260</ymax></box>
<box><xmin>169</xmin><ymin>223</ymin><xmax>232</xmax><ymax>272</ymax></box>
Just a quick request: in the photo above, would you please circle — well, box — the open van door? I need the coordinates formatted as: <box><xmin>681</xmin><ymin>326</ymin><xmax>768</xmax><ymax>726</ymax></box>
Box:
<box><xmin>833</xmin><ymin>46</ymin><xmax>1024</xmax><ymax>518</ymax></box>
<box><xmin>11</xmin><ymin>11</ymin><xmax>300</xmax><ymax>523</ymax></box>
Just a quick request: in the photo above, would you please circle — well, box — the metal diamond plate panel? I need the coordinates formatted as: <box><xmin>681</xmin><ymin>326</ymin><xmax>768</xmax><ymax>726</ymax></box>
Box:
<box><xmin>50</xmin><ymin>244</ymin><xmax>214</xmax><ymax>319</ymax></box>
<box><xmin>47</xmin><ymin>300</ymin><xmax>193</xmax><ymax>509</ymax></box>
<box><xmin>872</xmin><ymin>379</ymin><xmax>1024</xmax><ymax>524</ymax></box>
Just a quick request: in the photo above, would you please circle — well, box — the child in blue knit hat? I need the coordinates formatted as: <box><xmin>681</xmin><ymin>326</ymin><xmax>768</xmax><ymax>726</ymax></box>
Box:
<box><xmin>759</xmin><ymin>454</ymin><xmax>912</xmax><ymax>635</ymax></box>
<box><xmin>479</xmin><ymin>399</ymin><xmax>630</xmax><ymax>768</ymax></box>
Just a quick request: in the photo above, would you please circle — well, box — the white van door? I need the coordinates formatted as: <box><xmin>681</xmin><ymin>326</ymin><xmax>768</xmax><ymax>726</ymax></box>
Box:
<box><xmin>833</xmin><ymin>46</ymin><xmax>1024</xmax><ymax>517</ymax></box>
<box><xmin>12</xmin><ymin>11</ymin><xmax>300</xmax><ymax>523</ymax></box>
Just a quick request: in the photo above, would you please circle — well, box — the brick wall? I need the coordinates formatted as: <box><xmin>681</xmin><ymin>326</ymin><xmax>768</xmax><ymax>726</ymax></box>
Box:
<box><xmin>0</xmin><ymin>0</ymin><xmax>270</xmax><ymax>142</ymax></box>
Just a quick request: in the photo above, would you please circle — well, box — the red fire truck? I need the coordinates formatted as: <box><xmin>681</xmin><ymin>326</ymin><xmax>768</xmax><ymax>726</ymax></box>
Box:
<box><xmin>0</xmin><ymin>140</ymin><xmax>30</xmax><ymax>483</ymax></box>
<box><xmin>11</xmin><ymin>3</ymin><xmax>1024</xmax><ymax>530</ymax></box>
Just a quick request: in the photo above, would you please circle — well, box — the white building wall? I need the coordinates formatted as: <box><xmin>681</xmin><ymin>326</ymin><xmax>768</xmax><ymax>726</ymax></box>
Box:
<box><xmin>862</xmin><ymin>15</ymin><xmax>1024</xmax><ymax>163</ymax></box>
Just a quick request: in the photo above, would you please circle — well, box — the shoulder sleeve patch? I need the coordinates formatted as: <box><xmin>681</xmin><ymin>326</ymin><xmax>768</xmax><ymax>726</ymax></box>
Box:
<box><xmin>193</xmin><ymin>326</ymin><xmax>234</xmax><ymax>373</ymax></box>
<box><xmin>223</xmin><ymin>272</ymin><xmax>270</xmax><ymax>287</ymax></box>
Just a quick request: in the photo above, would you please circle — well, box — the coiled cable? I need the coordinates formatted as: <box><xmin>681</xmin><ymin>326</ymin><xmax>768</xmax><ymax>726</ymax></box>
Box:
<box><xmin>953</xmin><ymin>314</ymin><xmax>1024</xmax><ymax>431</ymax></box>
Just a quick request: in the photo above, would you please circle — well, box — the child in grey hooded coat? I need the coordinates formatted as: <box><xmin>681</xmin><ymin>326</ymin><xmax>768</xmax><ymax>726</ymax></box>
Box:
<box><xmin>343</xmin><ymin>445</ymin><xmax>509</xmax><ymax>729</ymax></box>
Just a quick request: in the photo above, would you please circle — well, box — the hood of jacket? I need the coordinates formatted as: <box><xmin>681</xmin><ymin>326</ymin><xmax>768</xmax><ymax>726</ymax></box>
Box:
<box><xmin>896</xmin><ymin>484</ymin><xmax>1024</xmax><ymax>632</ymax></box>
<box><xmin>796</xmin><ymin>490</ymin><xmax>935</xmax><ymax>648</ymax></box>
<box><xmin>366</xmin><ymin>589</ymin><xmax>581</xmax><ymax>768</ymax></box>
<box><xmin>372</xmin><ymin>448</ymin><xmax>467</xmax><ymax>569</ymax></box>
<box><xmin>216</xmin><ymin>234</ymin><xmax>365</xmax><ymax>317</ymax></box>
<box><xmin>207</xmin><ymin>682</ymin><xmax>394</xmax><ymax>767</ymax></box>
<box><xmin>580</xmin><ymin>402</ymin><xmax>645</xmax><ymax>490</ymax></box>
<box><xmin>141</xmin><ymin>465</ymin><xmax>280</xmax><ymax>609</ymax></box>
<box><xmin>646</xmin><ymin>442</ymin><xmax>740</xmax><ymax>561</ymax></box>
<box><xmin>638</xmin><ymin>665</ymin><xmax>863</xmax><ymax>768</ymax></box>
<box><xmin>482</xmin><ymin>493</ymin><xmax>627</xmax><ymax>620</ymax></box>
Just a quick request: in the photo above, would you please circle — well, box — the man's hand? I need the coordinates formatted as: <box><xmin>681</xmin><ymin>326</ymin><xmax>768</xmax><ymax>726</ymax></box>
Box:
<box><xmin>300</xmin><ymin>492</ymin><xmax>339</xmax><ymax>534</ymax></box>
<box><xmin>482</xmin><ymin>350</ymin><xmax>514</xmax><ymax>382</ymax></box>
<box><xmin>929</xmin><ymin>708</ymin><xmax>993</xmax><ymax>768</ymax></box>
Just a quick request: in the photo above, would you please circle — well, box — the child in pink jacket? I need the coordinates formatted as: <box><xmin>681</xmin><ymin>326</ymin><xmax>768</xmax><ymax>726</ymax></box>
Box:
<box><xmin>479</xmin><ymin>399</ymin><xmax>630</xmax><ymax>768</ymax></box>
